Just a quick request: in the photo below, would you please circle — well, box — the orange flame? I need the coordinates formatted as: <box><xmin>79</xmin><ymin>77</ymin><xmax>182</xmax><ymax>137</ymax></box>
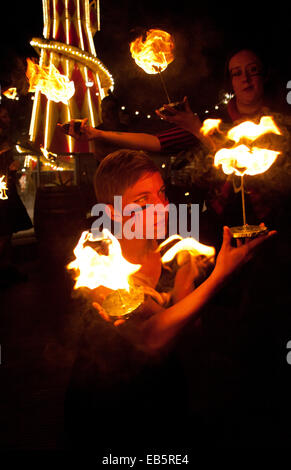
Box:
<box><xmin>227</xmin><ymin>116</ymin><xmax>281</xmax><ymax>143</ymax></box>
<box><xmin>67</xmin><ymin>229</ymin><xmax>141</xmax><ymax>291</ymax></box>
<box><xmin>213</xmin><ymin>116</ymin><xmax>282</xmax><ymax>176</ymax></box>
<box><xmin>130</xmin><ymin>29</ymin><xmax>174</xmax><ymax>74</ymax></box>
<box><xmin>0</xmin><ymin>175</ymin><xmax>8</xmax><ymax>200</ymax></box>
<box><xmin>159</xmin><ymin>235</ymin><xmax>215</xmax><ymax>264</ymax></box>
<box><xmin>3</xmin><ymin>88</ymin><xmax>18</xmax><ymax>100</ymax></box>
<box><xmin>26</xmin><ymin>58</ymin><xmax>75</xmax><ymax>104</ymax></box>
<box><xmin>200</xmin><ymin>119</ymin><xmax>222</xmax><ymax>136</ymax></box>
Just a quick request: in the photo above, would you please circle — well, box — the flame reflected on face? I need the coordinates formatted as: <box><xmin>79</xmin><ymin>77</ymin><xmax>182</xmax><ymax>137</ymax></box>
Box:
<box><xmin>130</xmin><ymin>29</ymin><xmax>174</xmax><ymax>74</ymax></box>
<box><xmin>26</xmin><ymin>58</ymin><xmax>75</xmax><ymax>104</ymax></box>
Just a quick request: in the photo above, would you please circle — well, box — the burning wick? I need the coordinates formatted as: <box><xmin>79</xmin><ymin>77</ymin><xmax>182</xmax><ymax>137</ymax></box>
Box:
<box><xmin>130</xmin><ymin>29</ymin><xmax>174</xmax><ymax>104</ymax></box>
<box><xmin>202</xmin><ymin>116</ymin><xmax>282</xmax><ymax>237</ymax></box>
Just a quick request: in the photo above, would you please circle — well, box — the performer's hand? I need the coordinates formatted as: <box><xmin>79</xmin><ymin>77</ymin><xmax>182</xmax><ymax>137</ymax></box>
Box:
<box><xmin>58</xmin><ymin>118</ymin><xmax>102</xmax><ymax>141</ymax></box>
<box><xmin>211</xmin><ymin>225</ymin><xmax>277</xmax><ymax>285</ymax></box>
<box><xmin>155</xmin><ymin>96</ymin><xmax>202</xmax><ymax>138</ymax></box>
<box><xmin>92</xmin><ymin>301</ymin><xmax>126</xmax><ymax>326</ymax></box>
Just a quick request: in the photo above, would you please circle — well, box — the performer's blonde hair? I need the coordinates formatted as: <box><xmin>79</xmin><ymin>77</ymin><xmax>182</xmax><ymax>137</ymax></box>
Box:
<box><xmin>93</xmin><ymin>149</ymin><xmax>160</xmax><ymax>205</ymax></box>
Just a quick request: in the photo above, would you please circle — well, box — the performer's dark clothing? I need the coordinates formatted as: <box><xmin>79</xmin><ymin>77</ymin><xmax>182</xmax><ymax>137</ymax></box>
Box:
<box><xmin>0</xmin><ymin>148</ymin><xmax>32</xmax><ymax>236</ymax></box>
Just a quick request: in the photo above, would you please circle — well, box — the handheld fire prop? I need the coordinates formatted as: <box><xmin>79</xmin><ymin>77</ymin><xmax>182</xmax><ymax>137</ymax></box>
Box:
<box><xmin>67</xmin><ymin>229</ymin><xmax>144</xmax><ymax>319</ymax></box>
<box><xmin>130</xmin><ymin>29</ymin><xmax>175</xmax><ymax>106</ymax></box>
<box><xmin>202</xmin><ymin>116</ymin><xmax>282</xmax><ymax>237</ymax></box>
<box><xmin>0</xmin><ymin>175</ymin><xmax>8</xmax><ymax>200</ymax></box>
<box><xmin>68</xmin><ymin>229</ymin><xmax>215</xmax><ymax>320</ymax></box>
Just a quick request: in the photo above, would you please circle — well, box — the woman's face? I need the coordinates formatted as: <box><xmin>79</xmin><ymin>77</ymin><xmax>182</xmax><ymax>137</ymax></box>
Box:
<box><xmin>228</xmin><ymin>50</ymin><xmax>265</xmax><ymax>107</ymax></box>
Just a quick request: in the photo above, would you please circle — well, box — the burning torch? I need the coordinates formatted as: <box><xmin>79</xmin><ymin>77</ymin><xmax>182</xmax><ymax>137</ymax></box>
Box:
<box><xmin>130</xmin><ymin>29</ymin><xmax>184</xmax><ymax>114</ymax></box>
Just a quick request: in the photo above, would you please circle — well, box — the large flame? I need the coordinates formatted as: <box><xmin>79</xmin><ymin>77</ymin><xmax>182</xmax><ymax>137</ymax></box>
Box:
<box><xmin>67</xmin><ymin>229</ymin><xmax>141</xmax><ymax>291</ymax></box>
<box><xmin>130</xmin><ymin>29</ymin><xmax>174</xmax><ymax>74</ymax></box>
<box><xmin>214</xmin><ymin>145</ymin><xmax>280</xmax><ymax>176</ymax></box>
<box><xmin>227</xmin><ymin>116</ymin><xmax>281</xmax><ymax>143</ymax></box>
<box><xmin>209</xmin><ymin>116</ymin><xmax>282</xmax><ymax>176</ymax></box>
<box><xmin>26</xmin><ymin>58</ymin><xmax>75</xmax><ymax>104</ymax></box>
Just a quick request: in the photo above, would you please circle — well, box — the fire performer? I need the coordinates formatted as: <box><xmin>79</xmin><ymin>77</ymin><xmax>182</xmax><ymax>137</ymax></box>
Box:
<box><xmin>65</xmin><ymin>149</ymin><xmax>275</xmax><ymax>451</ymax></box>
<box><xmin>155</xmin><ymin>48</ymin><xmax>291</xmax><ymax>236</ymax></box>
<box><xmin>61</xmin><ymin>47</ymin><xmax>291</xmax><ymax>247</ymax></box>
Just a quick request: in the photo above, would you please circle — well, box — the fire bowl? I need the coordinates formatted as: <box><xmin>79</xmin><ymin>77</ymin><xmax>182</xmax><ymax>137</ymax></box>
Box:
<box><xmin>101</xmin><ymin>285</ymin><xmax>144</xmax><ymax>319</ymax></box>
<box><xmin>230</xmin><ymin>224</ymin><xmax>268</xmax><ymax>239</ymax></box>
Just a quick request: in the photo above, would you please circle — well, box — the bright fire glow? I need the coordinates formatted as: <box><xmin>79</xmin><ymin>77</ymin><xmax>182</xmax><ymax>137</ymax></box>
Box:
<box><xmin>0</xmin><ymin>175</ymin><xmax>8</xmax><ymax>200</ymax></box>
<box><xmin>3</xmin><ymin>88</ymin><xmax>18</xmax><ymax>100</ymax></box>
<box><xmin>200</xmin><ymin>119</ymin><xmax>222</xmax><ymax>136</ymax></box>
<box><xmin>214</xmin><ymin>145</ymin><xmax>280</xmax><ymax>176</ymax></box>
<box><xmin>130</xmin><ymin>29</ymin><xmax>174</xmax><ymax>74</ymax></box>
<box><xmin>213</xmin><ymin>116</ymin><xmax>282</xmax><ymax>176</ymax></box>
<box><xmin>67</xmin><ymin>229</ymin><xmax>141</xmax><ymax>291</ymax></box>
<box><xmin>227</xmin><ymin>116</ymin><xmax>281</xmax><ymax>143</ymax></box>
<box><xmin>26</xmin><ymin>58</ymin><xmax>75</xmax><ymax>104</ymax></box>
<box><xmin>159</xmin><ymin>235</ymin><xmax>215</xmax><ymax>264</ymax></box>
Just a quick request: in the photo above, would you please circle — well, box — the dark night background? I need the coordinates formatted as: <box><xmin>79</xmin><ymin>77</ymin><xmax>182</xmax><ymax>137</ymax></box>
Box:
<box><xmin>0</xmin><ymin>1</ymin><xmax>290</xmax><ymax>117</ymax></box>
<box><xmin>0</xmin><ymin>0</ymin><xmax>291</xmax><ymax>460</ymax></box>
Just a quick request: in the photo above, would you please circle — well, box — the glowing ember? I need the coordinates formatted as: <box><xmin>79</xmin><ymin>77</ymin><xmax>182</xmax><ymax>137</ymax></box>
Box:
<box><xmin>159</xmin><ymin>235</ymin><xmax>215</xmax><ymax>264</ymax></box>
<box><xmin>3</xmin><ymin>88</ymin><xmax>18</xmax><ymax>100</ymax></box>
<box><xmin>130</xmin><ymin>29</ymin><xmax>174</xmax><ymax>74</ymax></box>
<box><xmin>0</xmin><ymin>175</ymin><xmax>8</xmax><ymax>200</ymax></box>
<box><xmin>26</xmin><ymin>58</ymin><xmax>75</xmax><ymax>104</ymax></box>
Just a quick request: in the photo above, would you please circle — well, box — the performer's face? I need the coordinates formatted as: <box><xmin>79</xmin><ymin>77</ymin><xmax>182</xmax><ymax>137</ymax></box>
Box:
<box><xmin>229</xmin><ymin>50</ymin><xmax>264</xmax><ymax>107</ymax></box>
<box><xmin>121</xmin><ymin>171</ymin><xmax>169</xmax><ymax>239</ymax></box>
